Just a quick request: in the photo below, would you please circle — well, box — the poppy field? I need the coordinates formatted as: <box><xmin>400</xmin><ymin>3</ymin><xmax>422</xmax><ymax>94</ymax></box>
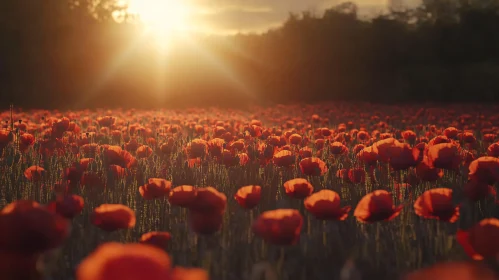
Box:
<box><xmin>2</xmin><ymin>103</ymin><xmax>499</xmax><ymax>280</ymax></box>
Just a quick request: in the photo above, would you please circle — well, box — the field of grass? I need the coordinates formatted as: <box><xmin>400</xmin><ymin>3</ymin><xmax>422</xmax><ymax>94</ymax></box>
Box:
<box><xmin>1</xmin><ymin>103</ymin><xmax>499</xmax><ymax>280</ymax></box>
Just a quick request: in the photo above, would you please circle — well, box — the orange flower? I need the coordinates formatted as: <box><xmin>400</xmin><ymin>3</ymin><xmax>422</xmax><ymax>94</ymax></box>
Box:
<box><xmin>304</xmin><ymin>190</ymin><xmax>351</xmax><ymax>220</ymax></box>
<box><xmin>76</xmin><ymin>243</ymin><xmax>171</xmax><ymax>280</ymax></box>
<box><xmin>354</xmin><ymin>190</ymin><xmax>403</xmax><ymax>223</ymax></box>
<box><xmin>91</xmin><ymin>204</ymin><xmax>136</xmax><ymax>232</ymax></box>
<box><xmin>234</xmin><ymin>185</ymin><xmax>261</xmax><ymax>209</ymax></box>
<box><xmin>283</xmin><ymin>178</ymin><xmax>314</xmax><ymax>199</ymax></box>
<box><xmin>414</xmin><ymin>188</ymin><xmax>460</xmax><ymax>223</ymax></box>
<box><xmin>140</xmin><ymin>231</ymin><xmax>171</xmax><ymax>249</ymax></box>
<box><xmin>47</xmin><ymin>194</ymin><xmax>84</xmax><ymax>219</ymax></box>
<box><xmin>299</xmin><ymin>157</ymin><xmax>328</xmax><ymax>176</ymax></box>
<box><xmin>168</xmin><ymin>185</ymin><xmax>197</xmax><ymax>208</ymax></box>
<box><xmin>139</xmin><ymin>178</ymin><xmax>172</xmax><ymax>200</ymax></box>
<box><xmin>456</xmin><ymin>218</ymin><xmax>499</xmax><ymax>260</ymax></box>
<box><xmin>0</xmin><ymin>200</ymin><xmax>69</xmax><ymax>254</ymax></box>
<box><xmin>252</xmin><ymin>209</ymin><xmax>303</xmax><ymax>245</ymax></box>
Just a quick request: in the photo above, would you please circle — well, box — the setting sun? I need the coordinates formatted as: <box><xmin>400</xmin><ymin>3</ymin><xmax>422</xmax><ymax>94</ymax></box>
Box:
<box><xmin>127</xmin><ymin>0</ymin><xmax>195</xmax><ymax>47</ymax></box>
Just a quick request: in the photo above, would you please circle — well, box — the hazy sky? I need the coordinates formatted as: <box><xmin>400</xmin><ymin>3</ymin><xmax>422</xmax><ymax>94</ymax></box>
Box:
<box><xmin>185</xmin><ymin>0</ymin><xmax>420</xmax><ymax>34</ymax></box>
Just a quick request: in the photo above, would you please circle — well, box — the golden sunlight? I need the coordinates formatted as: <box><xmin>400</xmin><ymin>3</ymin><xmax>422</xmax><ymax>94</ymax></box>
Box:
<box><xmin>127</xmin><ymin>0</ymin><xmax>195</xmax><ymax>48</ymax></box>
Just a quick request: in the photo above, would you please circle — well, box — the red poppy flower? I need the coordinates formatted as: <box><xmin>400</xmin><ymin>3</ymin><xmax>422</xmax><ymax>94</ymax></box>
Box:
<box><xmin>186</xmin><ymin>139</ymin><xmax>207</xmax><ymax>158</ymax></box>
<box><xmin>372</xmin><ymin>138</ymin><xmax>398</xmax><ymax>162</ymax></box>
<box><xmin>288</xmin><ymin>133</ymin><xmax>303</xmax><ymax>145</ymax></box>
<box><xmin>357</xmin><ymin>131</ymin><xmax>370</xmax><ymax>142</ymax></box>
<box><xmin>354</xmin><ymin>190</ymin><xmax>403</xmax><ymax>223</ymax></box>
<box><xmin>304</xmin><ymin>190</ymin><xmax>351</xmax><ymax>220</ymax></box>
<box><xmin>427</xmin><ymin>143</ymin><xmax>462</xmax><ymax>171</ymax></box>
<box><xmin>273</xmin><ymin>150</ymin><xmax>295</xmax><ymax>167</ymax></box>
<box><xmin>348</xmin><ymin>168</ymin><xmax>366</xmax><ymax>184</ymax></box>
<box><xmin>357</xmin><ymin>146</ymin><xmax>378</xmax><ymax>166</ymax></box>
<box><xmin>468</xmin><ymin>156</ymin><xmax>499</xmax><ymax>185</ymax></box>
<box><xmin>252</xmin><ymin>209</ymin><xmax>303</xmax><ymax>245</ymax></box>
<box><xmin>19</xmin><ymin>133</ymin><xmax>35</xmax><ymax>152</ymax></box>
<box><xmin>188</xmin><ymin>187</ymin><xmax>227</xmax><ymax>214</ymax></box>
<box><xmin>414</xmin><ymin>188</ymin><xmax>460</xmax><ymax>223</ymax></box>
<box><xmin>168</xmin><ymin>185</ymin><xmax>197</xmax><ymax>208</ymax></box>
<box><xmin>24</xmin><ymin>165</ymin><xmax>46</xmax><ymax>182</ymax></box>
<box><xmin>387</xmin><ymin>142</ymin><xmax>418</xmax><ymax>171</ymax></box>
<box><xmin>103</xmin><ymin>145</ymin><xmax>137</xmax><ymax>168</ymax></box>
<box><xmin>428</xmin><ymin>135</ymin><xmax>452</xmax><ymax>147</ymax></box>
<box><xmin>234</xmin><ymin>185</ymin><xmax>261</xmax><ymax>209</ymax></box>
<box><xmin>0</xmin><ymin>200</ymin><xmax>69</xmax><ymax>254</ymax></box>
<box><xmin>139</xmin><ymin>178</ymin><xmax>172</xmax><ymax>200</ymax></box>
<box><xmin>91</xmin><ymin>204</ymin><xmax>136</xmax><ymax>232</ymax></box>
<box><xmin>401</xmin><ymin>130</ymin><xmax>417</xmax><ymax>143</ymax></box>
<box><xmin>47</xmin><ymin>194</ymin><xmax>84</xmax><ymax>219</ymax></box>
<box><xmin>96</xmin><ymin>116</ymin><xmax>116</xmax><ymax>127</ymax></box>
<box><xmin>140</xmin><ymin>231</ymin><xmax>171</xmax><ymax>249</ymax></box>
<box><xmin>81</xmin><ymin>171</ymin><xmax>105</xmax><ymax>188</ymax></box>
<box><xmin>188</xmin><ymin>210</ymin><xmax>223</xmax><ymax>235</ymax></box>
<box><xmin>0</xmin><ymin>252</ymin><xmax>40</xmax><ymax>280</ymax></box>
<box><xmin>463</xmin><ymin>179</ymin><xmax>496</xmax><ymax>202</ymax></box>
<box><xmin>76</xmin><ymin>243</ymin><xmax>171</xmax><ymax>280</ymax></box>
<box><xmin>415</xmin><ymin>157</ymin><xmax>444</xmax><ymax>182</ymax></box>
<box><xmin>299</xmin><ymin>157</ymin><xmax>328</xmax><ymax>176</ymax></box>
<box><xmin>456</xmin><ymin>218</ymin><xmax>499</xmax><ymax>260</ymax></box>
<box><xmin>283</xmin><ymin>178</ymin><xmax>314</xmax><ymax>199</ymax></box>
<box><xmin>487</xmin><ymin>143</ymin><xmax>499</xmax><ymax>157</ymax></box>
<box><xmin>136</xmin><ymin>145</ymin><xmax>153</xmax><ymax>159</ymax></box>
<box><xmin>329</xmin><ymin>141</ymin><xmax>348</xmax><ymax>155</ymax></box>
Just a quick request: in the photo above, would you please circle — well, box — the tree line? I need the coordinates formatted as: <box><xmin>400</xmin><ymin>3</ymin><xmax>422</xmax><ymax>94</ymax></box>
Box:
<box><xmin>1</xmin><ymin>0</ymin><xmax>498</xmax><ymax>109</ymax></box>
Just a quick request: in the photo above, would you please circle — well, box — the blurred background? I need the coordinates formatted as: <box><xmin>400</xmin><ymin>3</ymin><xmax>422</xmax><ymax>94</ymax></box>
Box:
<box><xmin>0</xmin><ymin>0</ymin><xmax>498</xmax><ymax>109</ymax></box>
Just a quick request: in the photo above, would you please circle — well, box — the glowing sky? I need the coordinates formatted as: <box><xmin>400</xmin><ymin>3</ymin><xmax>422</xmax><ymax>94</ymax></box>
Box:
<box><xmin>128</xmin><ymin>0</ymin><xmax>420</xmax><ymax>35</ymax></box>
